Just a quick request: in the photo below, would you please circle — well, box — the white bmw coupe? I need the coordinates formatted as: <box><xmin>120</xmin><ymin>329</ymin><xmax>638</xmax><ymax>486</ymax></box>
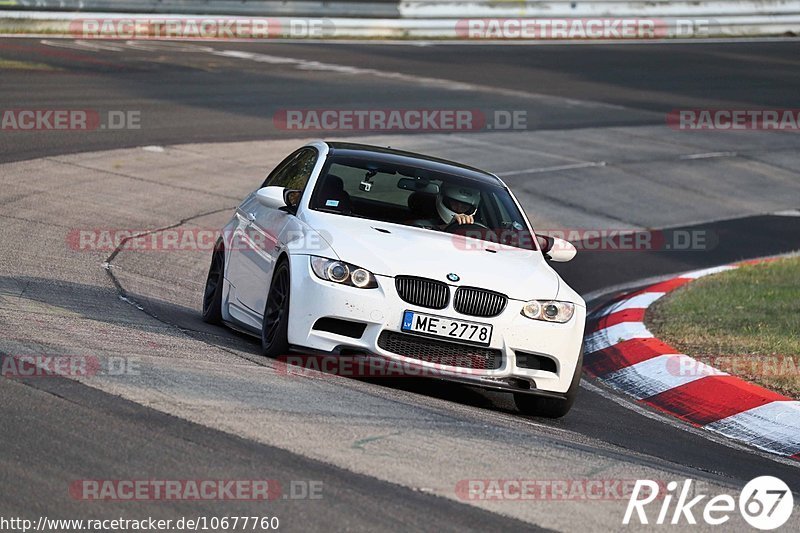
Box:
<box><xmin>202</xmin><ymin>141</ymin><xmax>586</xmax><ymax>417</ymax></box>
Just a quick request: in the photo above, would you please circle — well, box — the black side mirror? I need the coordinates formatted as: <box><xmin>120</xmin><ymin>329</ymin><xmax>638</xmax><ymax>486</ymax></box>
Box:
<box><xmin>282</xmin><ymin>189</ymin><xmax>302</xmax><ymax>214</ymax></box>
<box><xmin>539</xmin><ymin>235</ymin><xmax>555</xmax><ymax>254</ymax></box>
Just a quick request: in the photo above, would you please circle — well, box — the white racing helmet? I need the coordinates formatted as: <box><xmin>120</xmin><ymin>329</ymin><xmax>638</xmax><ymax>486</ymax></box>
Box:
<box><xmin>436</xmin><ymin>183</ymin><xmax>480</xmax><ymax>223</ymax></box>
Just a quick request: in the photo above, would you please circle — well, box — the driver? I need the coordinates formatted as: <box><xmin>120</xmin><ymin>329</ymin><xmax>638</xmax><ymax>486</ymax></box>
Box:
<box><xmin>435</xmin><ymin>183</ymin><xmax>480</xmax><ymax>226</ymax></box>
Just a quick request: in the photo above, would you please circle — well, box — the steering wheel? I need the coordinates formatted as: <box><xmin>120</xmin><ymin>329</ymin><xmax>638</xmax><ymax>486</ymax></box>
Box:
<box><xmin>444</xmin><ymin>220</ymin><xmax>490</xmax><ymax>235</ymax></box>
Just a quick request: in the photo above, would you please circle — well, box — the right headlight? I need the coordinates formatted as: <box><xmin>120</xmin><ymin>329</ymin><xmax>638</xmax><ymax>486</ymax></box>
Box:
<box><xmin>310</xmin><ymin>256</ymin><xmax>378</xmax><ymax>289</ymax></box>
<box><xmin>521</xmin><ymin>300</ymin><xmax>575</xmax><ymax>323</ymax></box>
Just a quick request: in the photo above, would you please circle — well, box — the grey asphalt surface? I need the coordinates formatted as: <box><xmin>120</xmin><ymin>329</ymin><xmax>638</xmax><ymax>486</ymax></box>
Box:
<box><xmin>1</xmin><ymin>37</ymin><xmax>799</xmax><ymax>531</ymax></box>
<box><xmin>2</xmin><ymin>38</ymin><xmax>800</xmax><ymax>162</ymax></box>
<box><xmin>0</xmin><ymin>375</ymin><xmax>544</xmax><ymax>532</ymax></box>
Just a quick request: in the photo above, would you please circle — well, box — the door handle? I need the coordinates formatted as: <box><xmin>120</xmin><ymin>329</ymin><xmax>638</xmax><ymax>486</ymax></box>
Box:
<box><xmin>246</xmin><ymin>212</ymin><xmax>256</xmax><ymax>222</ymax></box>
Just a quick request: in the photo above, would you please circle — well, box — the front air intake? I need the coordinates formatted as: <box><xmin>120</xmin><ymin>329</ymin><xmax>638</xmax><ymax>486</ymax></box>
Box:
<box><xmin>377</xmin><ymin>331</ymin><xmax>502</xmax><ymax>370</ymax></box>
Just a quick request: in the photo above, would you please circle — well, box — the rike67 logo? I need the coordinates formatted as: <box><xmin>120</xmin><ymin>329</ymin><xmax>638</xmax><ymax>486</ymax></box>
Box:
<box><xmin>624</xmin><ymin>476</ymin><xmax>794</xmax><ymax>529</ymax></box>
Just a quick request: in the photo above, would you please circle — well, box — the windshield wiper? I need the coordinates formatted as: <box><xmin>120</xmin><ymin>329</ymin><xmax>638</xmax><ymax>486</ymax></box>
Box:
<box><xmin>314</xmin><ymin>207</ymin><xmax>369</xmax><ymax>219</ymax></box>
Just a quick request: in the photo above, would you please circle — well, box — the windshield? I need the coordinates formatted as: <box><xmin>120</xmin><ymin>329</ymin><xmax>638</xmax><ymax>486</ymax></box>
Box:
<box><xmin>309</xmin><ymin>155</ymin><xmax>537</xmax><ymax>250</ymax></box>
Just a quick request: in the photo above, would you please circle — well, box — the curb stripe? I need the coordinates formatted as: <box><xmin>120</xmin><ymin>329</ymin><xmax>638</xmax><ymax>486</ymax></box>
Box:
<box><xmin>584</xmin><ymin>322</ymin><xmax>652</xmax><ymax>353</ymax></box>
<box><xmin>626</xmin><ymin>277</ymin><xmax>692</xmax><ymax>297</ymax></box>
<box><xmin>589</xmin><ymin>308</ymin><xmax>646</xmax><ymax>332</ymax></box>
<box><xmin>603</xmin><ymin>355</ymin><xmax>723</xmax><ymax>400</ymax></box>
<box><xmin>584</xmin><ymin>337</ymin><xmax>677</xmax><ymax>377</ymax></box>
<box><xmin>593</xmin><ymin>292</ymin><xmax>665</xmax><ymax>318</ymax></box>
<box><xmin>584</xmin><ymin>258</ymin><xmax>800</xmax><ymax>458</ymax></box>
<box><xmin>640</xmin><ymin>375</ymin><xmax>789</xmax><ymax>426</ymax></box>
<box><xmin>705</xmin><ymin>401</ymin><xmax>800</xmax><ymax>457</ymax></box>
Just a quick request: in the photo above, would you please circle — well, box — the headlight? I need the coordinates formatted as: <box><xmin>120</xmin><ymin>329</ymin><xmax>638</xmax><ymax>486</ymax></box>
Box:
<box><xmin>521</xmin><ymin>300</ymin><xmax>575</xmax><ymax>323</ymax></box>
<box><xmin>310</xmin><ymin>257</ymin><xmax>378</xmax><ymax>289</ymax></box>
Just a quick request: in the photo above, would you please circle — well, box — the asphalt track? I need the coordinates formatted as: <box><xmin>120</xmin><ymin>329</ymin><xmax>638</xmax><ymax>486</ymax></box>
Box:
<box><xmin>1</xmin><ymin>37</ymin><xmax>800</xmax><ymax>531</ymax></box>
<box><xmin>3</xmin><ymin>38</ymin><xmax>800</xmax><ymax>162</ymax></box>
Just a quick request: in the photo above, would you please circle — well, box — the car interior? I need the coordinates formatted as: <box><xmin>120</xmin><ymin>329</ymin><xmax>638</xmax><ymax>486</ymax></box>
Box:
<box><xmin>308</xmin><ymin>166</ymin><xmax>537</xmax><ymax>250</ymax></box>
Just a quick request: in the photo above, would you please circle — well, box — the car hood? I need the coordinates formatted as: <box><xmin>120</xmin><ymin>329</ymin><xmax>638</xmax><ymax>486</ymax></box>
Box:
<box><xmin>302</xmin><ymin>211</ymin><xmax>560</xmax><ymax>301</ymax></box>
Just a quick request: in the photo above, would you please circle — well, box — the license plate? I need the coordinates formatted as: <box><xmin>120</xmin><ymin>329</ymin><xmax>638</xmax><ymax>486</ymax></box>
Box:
<box><xmin>401</xmin><ymin>311</ymin><xmax>492</xmax><ymax>346</ymax></box>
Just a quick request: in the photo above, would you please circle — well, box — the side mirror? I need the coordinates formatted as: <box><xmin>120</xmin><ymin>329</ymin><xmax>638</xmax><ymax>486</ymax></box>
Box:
<box><xmin>256</xmin><ymin>186</ymin><xmax>287</xmax><ymax>209</ymax></box>
<box><xmin>541</xmin><ymin>236</ymin><xmax>577</xmax><ymax>262</ymax></box>
<box><xmin>255</xmin><ymin>186</ymin><xmax>302</xmax><ymax>213</ymax></box>
<box><xmin>283</xmin><ymin>189</ymin><xmax>302</xmax><ymax>211</ymax></box>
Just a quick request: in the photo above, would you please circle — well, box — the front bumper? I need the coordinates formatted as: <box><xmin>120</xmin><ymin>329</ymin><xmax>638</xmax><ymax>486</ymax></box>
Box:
<box><xmin>286</xmin><ymin>255</ymin><xmax>586</xmax><ymax>395</ymax></box>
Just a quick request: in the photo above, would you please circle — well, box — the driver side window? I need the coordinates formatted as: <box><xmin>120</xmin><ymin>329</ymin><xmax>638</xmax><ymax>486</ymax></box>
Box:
<box><xmin>262</xmin><ymin>148</ymin><xmax>318</xmax><ymax>190</ymax></box>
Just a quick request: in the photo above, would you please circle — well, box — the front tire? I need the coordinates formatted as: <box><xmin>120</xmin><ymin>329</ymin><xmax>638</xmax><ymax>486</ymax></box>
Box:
<box><xmin>261</xmin><ymin>259</ymin><xmax>291</xmax><ymax>358</ymax></box>
<box><xmin>201</xmin><ymin>239</ymin><xmax>225</xmax><ymax>324</ymax></box>
<box><xmin>514</xmin><ymin>345</ymin><xmax>583</xmax><ymax>418</ymax></box>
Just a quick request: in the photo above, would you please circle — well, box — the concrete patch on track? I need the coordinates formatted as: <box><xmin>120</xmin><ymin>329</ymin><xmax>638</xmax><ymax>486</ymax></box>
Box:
<box><xmin>2</xmin><ymin>127</ymin><xmax>800</xmax><ymax>528</ymax></box>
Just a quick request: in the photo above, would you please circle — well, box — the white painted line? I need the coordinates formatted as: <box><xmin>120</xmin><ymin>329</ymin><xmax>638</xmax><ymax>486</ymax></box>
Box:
<box><xmin>584</xmin><ymin>321</ymin><xmax>653</xmax><ymax>353</ymax></box>
<box><xmin>35</xmin><ymin>39</ymin><xmax>633</xmax><ymax>111</ymax></box>
<box><xmin>447</xmin><ymin>135</ymin><xmax>591</xmax><ymax>164</ymax></box>
<box><xmin>679</xmin><ymin>265</ymin><xmax>737</xmax><ymax>279</ymax></box>
<box><xmin>706</xmin><ymin>401</ymin><xmax>800</xmax><ymax>457</ymax></box>
<box><xmin>123</xmin><ymin>40</ymin><xmax>215</xmax><ymax>53</ymax></box>
<box><xmin>603</xmin><ymin>355</ymin><xmax>725</xmax><ymax>400</ymax></box>
<box><xmin>679</xmin><ymin>151</ymin><xmax>738</xmax><ymax>160</ymax></box>
<box><xmin>39</xmin><ymin>39</ymin><xmax>129</xmax><ymax>52</ymax></box>
<box><xmin>774</xmin><ymin>209</ymin><xmax>800</xmax><ymax>217</ymax></box>
<box><xmin>498</xmin><ymin>161</ymin><xmax>606</xmax><ymax>177</ymax></box>
<box><xmin>208</xmin><ymin>48</ymin><xmax>627</xmax><ymax>108</ymax></box>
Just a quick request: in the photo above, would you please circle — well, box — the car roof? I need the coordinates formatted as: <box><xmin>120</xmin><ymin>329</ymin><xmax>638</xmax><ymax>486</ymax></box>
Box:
<box><xmin>325</xmin><ymin>142</ymin><xmax>502</xmax><ymax>185</ymax></box>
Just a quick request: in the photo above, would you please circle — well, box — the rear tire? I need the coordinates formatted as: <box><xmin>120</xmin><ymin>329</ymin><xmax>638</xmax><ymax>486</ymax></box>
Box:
<box><xmin>514</xmin><ymin>345</ymin><xmax>583</xmax><ymax>418</ymax></box>
<box><xmin>201</xmin><ymin>239</ymin><xmax>225</xmax><ymax>325</ymax></box>
<box><xmin>261</xmin><ymin>259</ymin><xmax>291</xmax><ymax>358</ymax></box>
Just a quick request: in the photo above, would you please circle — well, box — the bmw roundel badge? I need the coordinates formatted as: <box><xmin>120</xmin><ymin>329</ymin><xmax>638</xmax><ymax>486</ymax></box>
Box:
<box><xmin>447</xmin><ymin>273</ymin><xmax>460</xmax><ymax>282</ymax></box>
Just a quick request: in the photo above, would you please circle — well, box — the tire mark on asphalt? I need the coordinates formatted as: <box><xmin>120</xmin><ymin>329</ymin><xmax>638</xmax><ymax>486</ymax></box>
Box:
<box><xmin>352</xmin><ymin>431</ymin><xmax>403</xmax><ymax>452</ymax></box>
<box><xmin>514</xmin><ymin>181</ymin><xmax>635</xmax><ymax>226</ymax></box>
<box><xmin>0</xmin><ymin>212</ymin><xmax>73</xmax><ymax>230</ymax></box>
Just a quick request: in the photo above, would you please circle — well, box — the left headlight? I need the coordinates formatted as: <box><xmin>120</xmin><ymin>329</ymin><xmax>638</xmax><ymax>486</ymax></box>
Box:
<box><xmin>310</xmin><ymin>257</ymin><xmax>378</xmax><ymax>289</ymax></box>
<box><xmin>521</xmin><ymin>300</ymin><xmax>575</xmax><ymax>323</ymax></box>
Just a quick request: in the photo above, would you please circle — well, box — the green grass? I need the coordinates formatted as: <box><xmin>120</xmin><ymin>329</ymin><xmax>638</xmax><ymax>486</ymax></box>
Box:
<box><xmin>646</xmin><ymin>256</ymin><xmax>800</xmax><ymax>399</ymax></box>
<box><xmin>0</xmin><ymin>58</ymin><xmax>60</xmax><ymax>71</ymax></box>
